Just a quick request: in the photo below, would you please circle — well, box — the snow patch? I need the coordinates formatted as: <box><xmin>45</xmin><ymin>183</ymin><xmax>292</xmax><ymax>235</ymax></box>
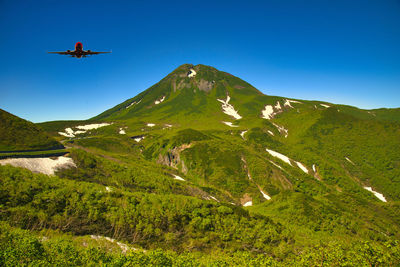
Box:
<box><xmin>243</xmin><ymin>201</ymin><xmax>253</xmax><ymax>207</ymax></box>
<box><xmin>364</xmin><ymin>187</ymin><xmax>387</xmax><ymax>202</ymax></box>
<box><xmin>345</xmin><ymin>157</ymin><xmax>355</xmax><ymax>165</ymax></box>
<box><xmin>296</xmin><ymin>161</ymin><xmax>309</xmax><ymax>174</ymax></box>
<box><xmin>268</xmin><ymin>160</ymin><xmax>284</xmax><ymax>170</ymax></box>
<box><xmin>58</xmin><ymin>131</ymin><xmax>74</xmax><ymax>138</ymax></box>
<box><xmin>261</xmin><ymin>105</ymin><xmax>274</xmax><ymax>120</ymax></box>
<box><xmin>76</xmin><ymin>123</ymin><xmax>111</xmax><ymax>131</ymax></box>
<box><xmin>147</xmin><ymin>123</ymin><xmax>155</xmax><ymax>127</ymax></box>
<box><xmin>284</xmin><ymin>99</ymin><xmax>301</xmax><ymax>108</ymax></box>
<box><xmin>259</xmin><ymin>189</ymin><xmax>271</xmax><ymax>200</ymax></box>
<box><xmin>173</xmin><ymin>174</ymin><xmax>185</xmax><ymax>181</ymax></box>
<box><xmin>266</xmin><ymin>149</ymin><xmax>292</xmax><ymax>166</ymax></box>
<box><xmin>126</xmin><ymin>99</ymin><xmax>142</xmax><ymax>109</ymax></box>
<box><xmin>119</xmin><ymin>128</ymin><xmax>126</xmax><ymax>135</ymax></box>
<box><xmin>320</xmin><ymin>104</ymin><xmax>330</xmax><ymax>108</ymax></box>
<box><xmin>105</xmin><ymin>186</ymin><xmax>113</xmax><ymax>192</ymax></box>
<box><xmin>261</xmin><ymin>101</ymin><xmax>285</xmax><ymax>120</ymax></box>
<box><xmin>0</xmin><ymin>156</ymin><xmax>76</xmax><ymax>175</ymax></box>
<box><xmin>206</xmin><ymin>195</ymin><xmax>219</xmax><ymax>202</ymax></box>
<box><xmin>272</xmin><ymin>123</ymin><xmax>288</xmax><ymax>138</ymax></box>
<box><xmin>222</xmin><ymin>121</ymin><xmax>238</xmax><ymax>127</ymax></box>
<box><xmin>217</xmin><ymin>95</ymin><xmax>242</xmax><ymax>120</ymax></box>
<box><xmin>65</xmin><ymin>128</ymin><xmax>74</xmax><ymax>135</ymax></box>
<box><xmin>134</xmin><ymin>136</ymin><xmax>145</xmax><ymax>142</ymax></box>
<box><xmin>187</xmin><ymin>68</ymin><xmax>196</xmax><ymax>78</ymax></box>
<box><xmin>267</xmin><ymin>130</ymin><xmax>275</xmax><ymax>136</ymax></box>
<box><xmin>312</xmin><ymin>164</ymin><xmax>316</xmax><ymax>172</ymax></box>
<box><xmin>266</xmin><ymin>148</ymin><xmax>309</xmax><ymax>174</ymax></box>
<box><xmin>240</xmin><ymin>130</ymin><xmax>247</xmax><ymax>139</ymax></box>
<box><xmin>126</xmin><ymin>102</ymin><xmax>135</xmax><ymax>109</ymax></box>
<box><xmin>59</xmin><ymin>123</ymin><xmax>112</xmax><ymax>137</ymax></box>
<box><xmin>154</xmin><ymin>96</ymin><xmax>166</xmax><ymax>105</ymax></box>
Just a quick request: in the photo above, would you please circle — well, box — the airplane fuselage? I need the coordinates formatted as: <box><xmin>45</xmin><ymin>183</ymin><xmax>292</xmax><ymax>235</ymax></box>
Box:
<box><xmin>48</xmin><ymin>42</ymin><xmax>111</xmax><ymax>58</ymax></box>
<box><xmin>73</xmin><ymin>42</ymin><xmax>84</xmax><ymax>58</ymax></box>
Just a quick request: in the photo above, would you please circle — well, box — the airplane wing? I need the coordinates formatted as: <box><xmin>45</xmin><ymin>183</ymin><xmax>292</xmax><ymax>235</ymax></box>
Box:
<box><xmin>47</xmin><ymin>51</ymin><xmax>73</xmax><ymax>55</ymax></box>
<box><xmin>83</xmin><ymin>51</ymin><xmax>112</xmax><ymax>55</ymax></box>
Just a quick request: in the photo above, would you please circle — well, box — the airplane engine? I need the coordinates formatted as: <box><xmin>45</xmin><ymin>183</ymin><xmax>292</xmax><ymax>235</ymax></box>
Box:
<box><xmin>87</xmin><ymin>50</ymin><xmax>91</xmax><ymax>52</ymax></box>
<box><xmin>67</xmin><ymin>50</ymin><xmax>71</xmax><ymax>52</ymax></box>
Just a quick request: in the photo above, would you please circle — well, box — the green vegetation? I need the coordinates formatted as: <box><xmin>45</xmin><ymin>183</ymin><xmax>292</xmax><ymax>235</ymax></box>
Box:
<box><xmin>1</xmin><ymin>64</ymin><xmax>400</xmax><ymax>265</ymax></box>
<box><xmin>0</xmin><ymin>109</ymin><xmax>63</xmax><ymax>151</ymax></box>
<box><xmin>0</xmin><ymin>148</ymin><xmax>67</xmax><ymax>159</ymax></box>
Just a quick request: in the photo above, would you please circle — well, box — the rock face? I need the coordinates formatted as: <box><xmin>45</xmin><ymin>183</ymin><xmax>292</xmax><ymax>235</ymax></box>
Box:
<box><xmin>197</xmin><ymin>79</ymin><xmax>214</xmax><ymax>92</ymax></box>
<box><xmin>157</xmin><ymin>144</ymin><xmax>191</xmax><ymax>174</ymax></box>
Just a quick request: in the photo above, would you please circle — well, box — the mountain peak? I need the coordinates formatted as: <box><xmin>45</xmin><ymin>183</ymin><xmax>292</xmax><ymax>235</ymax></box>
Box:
<box><xmin>93</xmin><ymin>63</ymin><xmax>263</xmax><ymax>121</ymax></box>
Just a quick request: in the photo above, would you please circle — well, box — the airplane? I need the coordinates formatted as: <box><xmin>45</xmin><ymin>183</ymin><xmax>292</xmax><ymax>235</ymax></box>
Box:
<box><xmin>48</xmin><ymin>42</ymin><xmax>111</xmax><ymax>58</ymax></box>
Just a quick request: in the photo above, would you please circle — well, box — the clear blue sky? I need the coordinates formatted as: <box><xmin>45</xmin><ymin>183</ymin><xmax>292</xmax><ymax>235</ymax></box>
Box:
<box><xmin>1</xmin><ymin>0</ymin><xmax>399</xmax><ymax>122</ymax></box>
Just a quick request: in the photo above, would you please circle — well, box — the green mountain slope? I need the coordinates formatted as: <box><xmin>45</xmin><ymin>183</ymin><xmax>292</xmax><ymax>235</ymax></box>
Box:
<box><xmin>0</xmin><ymin>108</ymin><xmax>63</xmax><ymax>151</ymax></box>
<box><xmin>2</xmin><ymin>64</ymin><xmax>400</xmax><ymax>265</ymax></box>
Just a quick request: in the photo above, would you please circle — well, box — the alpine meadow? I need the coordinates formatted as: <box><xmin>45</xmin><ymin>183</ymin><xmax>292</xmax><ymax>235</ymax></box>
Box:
<box><xmin>1</xmin><ymin>63</ymin><xmax>400</xmax><ymax>266</ymax></box>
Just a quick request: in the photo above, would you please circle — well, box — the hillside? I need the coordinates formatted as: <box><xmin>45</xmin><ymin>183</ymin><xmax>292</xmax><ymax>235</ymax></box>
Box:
<box><xmin>0</xmin><ymin>108</ymin><xmax>64</xmax><ymax>152</ymax></box>
<box><xmin>1</xmin><ymin>64</ymin><xmax>400</xmax><ymax>265</ymax></box>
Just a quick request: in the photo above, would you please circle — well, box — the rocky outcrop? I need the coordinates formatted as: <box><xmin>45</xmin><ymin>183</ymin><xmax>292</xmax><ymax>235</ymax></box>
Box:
<box><xmin>157</xmin><ymin>144</ymin><xmax>192</xmax><ymax>174</ymax></box>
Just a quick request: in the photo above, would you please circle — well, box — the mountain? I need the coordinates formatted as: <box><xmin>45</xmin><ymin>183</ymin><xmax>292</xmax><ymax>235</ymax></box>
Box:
<box><xmin>0</xmin><ymin>108</ymin><xmax>63</xmax><ymax>152</ymax></box>
<box><xmin>2</xmin><ymin>64</ymin><xmax>400</xmax><ymax>265</ymax></box>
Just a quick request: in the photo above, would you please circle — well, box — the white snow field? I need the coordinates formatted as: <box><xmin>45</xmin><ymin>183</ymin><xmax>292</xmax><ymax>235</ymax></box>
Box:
<box><xmin>312</xmin><ymin>164</ymin><xmax>316</xmax><ymax>172</ymax></box>
<box><xmin>364</xmin><ymin>187</ymin><xmax>387</xmax><ymax>202</ymax></box>
<box><xmin>272</xmin><ymin>123</ymin><xmax>288</xmax><ymax>138</ymax></box>
<box><xmin>243</xmin><ymin>201</ymin><xmax>253</xmax><ymax>207</ymax></box>
<box><xmin>187</xmin><ymin>68</ymin><xmax>197</xmax><ymax>78</ymax></box>
<box><xmin>320</xmin><ymin>104</ymin><xmax>330</xmax><ymax>108</ymax></box>
<box><xmin>133</xmin><ymin>136</ymin><xmax>145</xmax><ymax>142</ymax></box>
<box><xmin>119</xmin><ymin>128</ymin><xmax>126</xmax><ymax>134</ymax></box>
<box><xmin>58</xmin><ymin>123</ymin><xmax>112</xmax><ymax>137</ymax></box>
<box><xmin>268</xmin><ymin>159</ymin><xmax>284</xmax><ymax>170</ymax></box>
<box><xmin>266</xmin><ymin>149</ymin><xmax>292</xmax><ymax>165</ymax></box>
<box><xmin>240</xmin><ymin>130</ymin><xmax>248</xmax><ymax>139</ymax></box>
<box><xmin>126</xmin><ymin>99</ymin><xmax>141</xmax><ymax>109</ymax></box>
<box><xmin>222</xmin><ymin>121</ymin><xmax>239</xmax><ymax>127</ymax></box>
<box><xmin>259</xmin><ymin>188</ymin><xmax>271</xmax><ymax>200</ymax></box>
<box><xmin>147</xmin><ymin>123</ymin><xmax>155</xmax><ymax>127</ymax></box>
<box><xmin>295</xmin><ymin>161</ymin><xmax>309</xmax><ymax>174</ymax></box>
<box><xmin>0</xmin><ymin>156</ymin><xmax>76</xmax><ymax>175</ymax></box>
<box><xmin>345</xmin><ymin>157</ymin><xmax>355</xmax><ymax>165</ymax></box>
<box><xmin>266</xmin><ymin>148</ymin><xmax>309</xmax><ymax>174</ymax></box>
<box><xmin>262</xmin><ymin>100</ymin><xmax>301</xmax><ymax>120</ymax></box>
<box><xmin>76</xmin><ymin>123</ymin><xmax>112</xmax><ymax>130</ymax></box>
<box><xmin>173</xmin><ymin>174</ymin><xmax>185</xmax><ymax>181</ymax></box>
<box><xmin>155</xmin><ymin>96</ymin><xmax>166</xmax><ymax>105</ymax></box>
<box><xmin>209</xmin><ymin>196</ymin><xmax>219</xmax><ymax>202</ymax></box>
<box><xmin>284</xmin><ymin>99</ymin><xmax>301</xmax><ymax>108</ymax></box>
<box><xmin>261</xmin><ymin>105</ymin><xmax>274</xmax><ymax>119</ymax></box>
<box><xmin>105</xmin><ymin>186</ymin><xmax>113</xmax><ymax>192</ymax></box>
<box><xmin>217</xmin><ymin>95</ymin><xmax>242</xmax><ymax>120</ymax></box>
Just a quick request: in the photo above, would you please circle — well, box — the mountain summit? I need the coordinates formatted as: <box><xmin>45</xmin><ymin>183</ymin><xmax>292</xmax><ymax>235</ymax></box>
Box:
<box><xmin>93</xmin><ymin>64</ymin><xmax>266</xmax><ymax>123</ymax></box>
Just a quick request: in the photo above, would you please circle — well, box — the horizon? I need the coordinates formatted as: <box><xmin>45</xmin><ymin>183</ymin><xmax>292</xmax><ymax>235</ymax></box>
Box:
<box><xmin>1</xmin><ymin>0</ymin><xmax>399</xmax><ymax>123</ymax></box>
